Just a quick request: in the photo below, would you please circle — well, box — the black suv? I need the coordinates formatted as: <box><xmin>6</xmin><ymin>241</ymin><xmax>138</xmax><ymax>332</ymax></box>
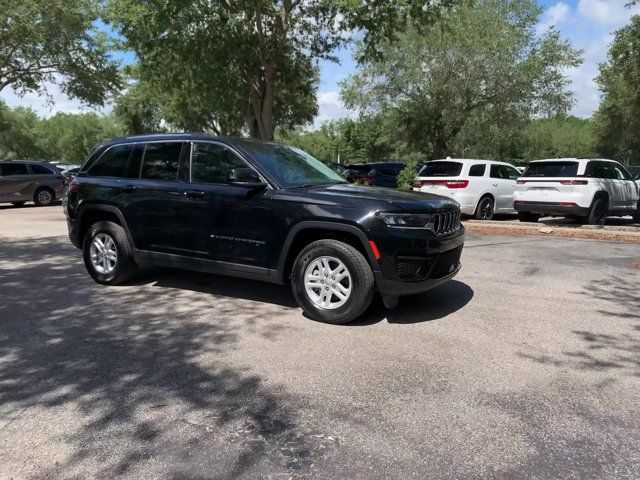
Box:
<box><xmin>65</xmin><ymin>134</ymin><xmax>464</xmax><ymax>324</ymax></box>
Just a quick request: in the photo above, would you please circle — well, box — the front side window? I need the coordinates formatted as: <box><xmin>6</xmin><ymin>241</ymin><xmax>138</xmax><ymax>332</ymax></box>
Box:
<box><xmin>30</xmin><ymin>164</ymin><xmax>55</xmax><ymax>174</ymax></box>
<box><xmin>190</xmin><ymin>143</ymin><xmax>248</xmax><ymax>184</ymax></box>
<box><xmin>239</xmin><ymin>142</ymin><xmax>346</xmax><ymax>187</ymax></box>
<box><xmin>613</xmin><ymin>165</ymin><xmax>633</xmax><ymax>181</ymax></box>
<box><xmin>1</xmin><ymin>163</ymin><xmax>28</xmax><ymax>176</ymax></box>
<box><xmin>140</xmin><ymin>142</ymin><xmax>183</xmax><ymax>181</ymax></box>
<box><xmin>505</xmin><ymin>166</ymin><xmax>521</xmax><ymax>180</ymax></box>
<box><xmin>468</xmin><ymin>164</ymin><xmax>486</xmax><ymax>177</ymax></box>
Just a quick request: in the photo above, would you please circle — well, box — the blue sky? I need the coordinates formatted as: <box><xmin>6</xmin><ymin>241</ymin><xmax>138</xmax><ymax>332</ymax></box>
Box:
<box><xmin>3</xmin><ymin>0</ymin><xmax>639</xmax><ymax>126</ymax></box>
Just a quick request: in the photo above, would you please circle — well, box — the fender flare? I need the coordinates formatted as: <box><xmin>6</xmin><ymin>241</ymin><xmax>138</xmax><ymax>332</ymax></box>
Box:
<box><xmin>275</xmin><ymin>220</ymin><xmax>378</xmax><ymax>283</ymax></box>
<box><xmin>77</xmin><ymin>204</ymin><xmax>136</xmax><ymax>250</ymax></box>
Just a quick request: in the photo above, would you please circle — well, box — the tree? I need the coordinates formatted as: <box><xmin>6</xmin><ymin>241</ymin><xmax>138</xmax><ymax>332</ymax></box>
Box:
<box><xmin>0</xmin><ymin>0</ymin><xmax>121</xmax><ymax>105</ymax></box>
<box><xmin>593</xmin><ymin>15</ymin><xmax>640</xmax><ymax>166</ymax></box>
<box><xmin>341</xmin><ymin>0</ymin><xmax>582</xmax><ymax>159</ymax></box>
<box><xmin>106</xmin><ymin>0</ymin><xmax>454</xmax><ymax>139</ymax></box>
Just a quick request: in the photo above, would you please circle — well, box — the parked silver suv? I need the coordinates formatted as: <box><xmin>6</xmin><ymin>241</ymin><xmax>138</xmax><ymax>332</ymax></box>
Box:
<box><xmin>0</xmin><ymin>160</ymin><xmax>66</xmax><ymax>207</ymax></box>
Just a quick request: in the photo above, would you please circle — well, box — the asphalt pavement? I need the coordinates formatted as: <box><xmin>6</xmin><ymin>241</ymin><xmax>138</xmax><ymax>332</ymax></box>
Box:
<box><xmin>0</xmin><ymin>205</ymin><xmax>639</xmax><ymax>479</ymax></box>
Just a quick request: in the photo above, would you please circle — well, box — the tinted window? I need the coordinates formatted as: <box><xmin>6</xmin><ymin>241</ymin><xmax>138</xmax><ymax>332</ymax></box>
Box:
<box><xmin>1</xmin><ymin>163</ymin><xmax>28</xmax><ymax>176</ymax></box>
<box><xmin>490</xmin><ymin>165</ymin><xmax>506</xmax><ymax>179</ymax></box>
<box><xmin>469</xmin><ymin>164</ymin><xmax>486</xmax><ymax>177</ymax></box>
<box><xmin>140</xmin><ymin>142</ymin><xmax>182</xmax><ymax>181</ymax></box>
<box><xmin>613</xmin><ymin>164</ymin><xmax>633</xmax><ymax>181</ymax></box>
<box><xmin>419</xmin><ymin>162</ymin><xmax>463</xmax><ymax>177</ymax></box>
<box><xmin>505</xmin><ymin>166</ymin><xmax>521</xmax><ymax>180</ymax></box>
<box><xmin>584</xmin><ymin>161</ymin><xmax>616</xmax><ymax>179</ymax></box>
<box><xmin>522</xmin><ymin>161</ymin><xmax>579</xmax><ymax>177</ymax></box>
<box><xmin>239</xmin><ymin>142</ymin><xmax>345</xmax><ymax>187</ymax></box>
<box><xmin>89</xmin><ymin>144</ymin><xmax>135</xmax><ymax>177</ymax></box>
<box><xmin>190</xmin><ymin>143</ymin><xmax>248</xmax><ymax>184</ymax></box>
<box><xmin>123</xmin><ymin>145</ymin><xmax>144</xmax><ymax>179</ymax></box>
<box><xmin>30</xmin><ymin>164</ymin><xmax>55</xmax><ymax>174</ymax></box>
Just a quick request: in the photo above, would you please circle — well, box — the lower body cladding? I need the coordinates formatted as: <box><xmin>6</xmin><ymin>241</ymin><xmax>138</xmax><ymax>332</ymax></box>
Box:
<box><xmin>371</xmin><ymin>226</ymin><xmax>465</xmax><ymax>308</ymax></box>
<box><xmin>514</xmin><ymin>201</ymin><xmax>590</xmax><ymax>217</ymax></box>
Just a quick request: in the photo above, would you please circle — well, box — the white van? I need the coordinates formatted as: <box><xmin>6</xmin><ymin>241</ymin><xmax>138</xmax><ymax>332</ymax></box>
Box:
<box><xmin>413</xmin><ymin>159</ymin><xmax>521</xmax><ymax>220</ymax></box>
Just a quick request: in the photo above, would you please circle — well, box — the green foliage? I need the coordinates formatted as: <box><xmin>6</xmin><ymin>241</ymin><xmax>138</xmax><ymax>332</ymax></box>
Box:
<box><xmin>341</xmin><ymin>0</ymin><xmax>582</xmax><ymax>159</ymax></box>
<box><xmin>0</xmin><ymin>0</ymin><xmax>121</xmax><ymax>105</ymax></box>
<box><xmin>0</xmin><ymin>101</ymin><xmax>125</xmax><ymax>163</ymax></box>
<box><xmin>593</xmin><ymin>15</ymin><xmax>640</xmax><ymax>166</ymax></box>
<box><xmin>522</xmin><ymin>117</ymin><xmax>596</xmax><ymax>162</ymax></box>
<box><xmin>396</xmin><ymin>161</ymin><xmax>419</xmax><ymax>191</ymax></box>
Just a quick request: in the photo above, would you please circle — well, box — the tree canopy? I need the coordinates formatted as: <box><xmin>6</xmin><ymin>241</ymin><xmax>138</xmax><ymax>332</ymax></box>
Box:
<box><xmin>341</xmin><ymin>0</ymin><xmax>582</xmax><ymax>159</ymax></box>
<box><xmin>0</xmin><ymin>0</ymin><xmax>121</xmax><ymax>105</ymax></box>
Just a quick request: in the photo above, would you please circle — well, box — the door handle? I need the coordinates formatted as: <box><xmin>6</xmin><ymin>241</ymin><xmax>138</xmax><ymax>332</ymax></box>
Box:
<box><xmin>492</xmin><ymin>183</ymin><xmax>498</xmax><ymax>187</ymax></box>
<box><xmin>185</xmin><ymin>190</ymin><xmax>205</xmax><ymax>199</ymax></box>
<box><xmin>120</xmin><ymin>185</ymin><xmax>137</xmax><ymax>193</ymax></box>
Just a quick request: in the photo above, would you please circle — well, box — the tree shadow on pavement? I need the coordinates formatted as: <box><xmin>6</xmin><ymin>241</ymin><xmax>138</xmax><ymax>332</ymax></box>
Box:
<box><xmin>0</xmin><ymin>236</ymin><xmax>331</xmax><ymax>479</ymax></box>
<box><xmin>518</xmin><ymin>274</ymin><xmax>640</xmax><ymax>377</ymax></box>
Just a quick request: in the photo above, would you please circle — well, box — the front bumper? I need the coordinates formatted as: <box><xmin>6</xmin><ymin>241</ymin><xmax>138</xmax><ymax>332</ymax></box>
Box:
<box><xmin>514</xmin><ymin>201</ymin><xmax>590</xmax><ymax>217</ymax></box>
<box><xmin>369</xmin><ymin>224</ymin><xmax>465</xmax><ymax>297</ymax></box>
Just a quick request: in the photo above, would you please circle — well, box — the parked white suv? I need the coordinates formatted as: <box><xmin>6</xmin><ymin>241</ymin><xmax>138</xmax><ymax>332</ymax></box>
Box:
<box><xmin>413</xmin><ymin>158</ymin><xmax>521</xmax><ymax>220</ymax></box>
<box><xmin>514</xmin><ymin>158</ymin><xmax>640</xmax><ymax>225</ymax></box>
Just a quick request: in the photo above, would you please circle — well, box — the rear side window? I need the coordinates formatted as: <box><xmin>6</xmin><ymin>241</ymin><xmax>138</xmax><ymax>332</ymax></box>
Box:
<box><xmin>1</xmin><ymin>163</ymin><xmax>28</xmax><ymax>175</ymax></box>
<box><xmin>584</xmin><ymin>161</ymin><xmax>616</xmax><ymax>179</ymax></box>
<box><xmin>468</xmin><ymin>164</ymin><xmax>486</xmax><ymax>177</ymax></box>
<box><xmin>140</xmin><ymin>142</ymin><xmax>183</xmax><ymax>181</ymax></box>
<box><xmin>419</xmin><ymin>162</ymin><xmax>463</xmax><ymax>177</ymax></box>
<box><xmin>30</xmin><ymin>164</ymin><xmax>55</xmax><ymax>174</ymax></box>
<box><xmin>522</xmin><ymin>162</ymin><xmax>579</xmax><ymax>177</ymax></box>
<box><xmin>89</xmin><ymin>144</ymin><xmax>136</xmax><ymax>177</ymax></box>
<box><xmin>190</xmin><ymin>143</ymin><xmax>247</xmax><ymax>184</ymax></box>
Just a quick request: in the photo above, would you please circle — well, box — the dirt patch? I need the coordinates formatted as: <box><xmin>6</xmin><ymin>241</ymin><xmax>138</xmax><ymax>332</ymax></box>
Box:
<box><xmin>630</xmin><ymin>262</ymin><xmax>640</xmax><ymax>270</ymax></box>
<box><xmin>464</xmin><ymin>224</ymin><xmax>640</xmax><ymax>244</ymax></box>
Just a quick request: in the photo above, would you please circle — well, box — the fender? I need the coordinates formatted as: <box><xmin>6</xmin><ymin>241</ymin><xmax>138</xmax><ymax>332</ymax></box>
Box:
<box><xmin>77</xmin><ymin>204</ymin><xmax>136</xmax><ymax>250</ymax></box>
<box><xmin>275</xmin><ymin>220</ymin><xmax>379</xmax><ymax>284</ymax></box>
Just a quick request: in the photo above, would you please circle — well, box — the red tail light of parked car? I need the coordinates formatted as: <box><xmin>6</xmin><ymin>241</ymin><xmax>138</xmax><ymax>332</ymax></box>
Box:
<box><xmin>413</xmin><ymin>180</ymin><xmax>469</xmax><ymax>189</ymax></box>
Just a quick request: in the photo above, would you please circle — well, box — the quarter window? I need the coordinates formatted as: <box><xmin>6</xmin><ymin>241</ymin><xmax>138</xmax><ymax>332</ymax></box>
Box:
<box><xmin>1</xmin><ymin>163</ymin><xmax>28</xmax><ymax>176</ymax></box>
<box><xmin>89</xmin><ymin>144</ymin><xmax>135</xmax><ymax>177</ymax></box>
<box><xmin>140</xmin><ymin>142</ymin><xmax>183</xmax><ymax>181</ymax></box>
<box><xmin>468</xmin><ymin>164</ymin><xmax>486</xmax><ymax>177</ymax></box>
<box><xmin>190</xmin><ymin>143</ymin><xmax>249</xmax><ymax>184</ymax></box>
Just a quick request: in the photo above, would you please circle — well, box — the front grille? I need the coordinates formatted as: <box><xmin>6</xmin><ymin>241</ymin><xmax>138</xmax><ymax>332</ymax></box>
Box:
<box><xmin>429</xmin><ymin>246</ymin><xmax>463</xmax><ymax>279</ymax></box>
<box><xmin>431</xmin><ymin>209</ymin><xmax>461</xmax><ymax>235</ymax></box>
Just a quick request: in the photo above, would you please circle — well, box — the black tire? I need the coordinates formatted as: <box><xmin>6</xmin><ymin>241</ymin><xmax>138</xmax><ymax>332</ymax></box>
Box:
<box><xmin>633</xmin><ymin>201</ymin><xmax>640</xmax><ymax>224</ymax></box>
<box><xmin>517</xmin><ymin>212</ymin><xmax>540</xmax><ymax>223</ymax></box>
<box><xmin>291</xmin><ymin>239</ymin><xmax>374</xmax><ymax>324</ymax></box>
<box><xmin>83</xmin><ymin>221</ymin><xmax>137</xmax><ymax>285</ymax></box>
<box><xmin>11</xmin><ymin>202</ymin><xmax>26</xmax><ymax>207</ymax></box>
<box><xmin>474</xmin><ymin>195</ymin><xmax>495</xmax><ymax>220</ymax></box>
<box><xmin>586</xmin><ymin>197</ymin><xmax>608</xmax><ymax>226</ymax></box>
<box><xmin>33</xmin><ymin>187</ymin><xmax>55</xmax><ymax>206</ymax></box>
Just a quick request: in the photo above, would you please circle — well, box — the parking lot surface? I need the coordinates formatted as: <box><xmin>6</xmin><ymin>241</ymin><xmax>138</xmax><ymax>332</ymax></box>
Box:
<box><xmin>1</xmin><ymin>206</ymin><xmax>639</xmax><ymax>479</ymax></box>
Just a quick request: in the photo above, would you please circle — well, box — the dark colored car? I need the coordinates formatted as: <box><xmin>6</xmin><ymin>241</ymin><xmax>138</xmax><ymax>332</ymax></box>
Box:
<box><xmin>64</xmin><ymin>134</ymin><xmax>464</xmax><ymax>324</ymax></box>
<box><xmin>0</xmin><ymin>160</ymin><xmax>66</xmax><ymax>206</ymax></box>
<box><xmin>357</xmin><ymin>162</ymin><xmax>407</xmax><ymax>188</ymax></box>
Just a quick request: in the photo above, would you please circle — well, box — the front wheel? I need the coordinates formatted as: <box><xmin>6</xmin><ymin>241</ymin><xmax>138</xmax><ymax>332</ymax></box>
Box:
<box><xmin>474</xmin><ymin>196</ymin><xmax>495</xmax><ymax>220</ymax></box>
<box><xmin>291</xmin><ymin>240</ymin><xmax>374</xmax><ymax>324</ymax></box>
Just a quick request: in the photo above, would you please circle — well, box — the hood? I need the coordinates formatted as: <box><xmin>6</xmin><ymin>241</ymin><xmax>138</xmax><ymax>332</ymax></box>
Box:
<box><xmin>276</xmin><ymin>183</ymin><xmax>459</xmax><ymax>213</ymax></box>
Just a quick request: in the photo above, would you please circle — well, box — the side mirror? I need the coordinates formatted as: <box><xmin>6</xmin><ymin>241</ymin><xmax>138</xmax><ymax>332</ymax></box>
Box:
<box><xmin>228</xmin><ymin>168</ymin><xmax>267</xmax><ymax>189</ymax></box>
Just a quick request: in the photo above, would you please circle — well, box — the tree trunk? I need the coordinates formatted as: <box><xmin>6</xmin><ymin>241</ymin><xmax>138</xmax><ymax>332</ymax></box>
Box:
<box><xmin>432</xmin><ymin>114</ymin><xmax>448</xmax><ymax>159</ymax></box>
<box><xmin>247</xmin><ymin>66</ymin><xmax>276</xmax><ymax>140</ymax></box>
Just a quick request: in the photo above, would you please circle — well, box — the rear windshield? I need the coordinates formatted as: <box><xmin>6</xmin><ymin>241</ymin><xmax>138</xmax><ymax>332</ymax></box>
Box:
<box><xmin>523</xmin><ymin>161</ymin><xmax>578</xmax><ymax>177</ymax></box>
<box><xmin>419</xmin><ymin>161</ymin><xmax>463</xmax><ymax>177</ymax></box>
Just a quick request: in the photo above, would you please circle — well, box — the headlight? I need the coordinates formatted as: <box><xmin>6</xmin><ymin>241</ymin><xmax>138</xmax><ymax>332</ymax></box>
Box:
<box><xmin>377</xmin><ymin>212</ymin><xmax>433</xmax><ymax>228</ymax></box>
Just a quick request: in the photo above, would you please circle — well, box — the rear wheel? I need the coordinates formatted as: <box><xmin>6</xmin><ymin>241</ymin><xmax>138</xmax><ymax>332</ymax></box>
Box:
<box><xmin>83</xmin><ymin>221</ymin><xmax>137</xmax><ymax>285</ymax></box>
<box><xmin>291</xmin><ymin>239</ymin><xmax>374</xmax><ymax>324</ymax></box>
<box><xmin>517</xmin><ymin>212</ymin><xmax>540</xmax><ymax>223</ymax></box>
<box><xmin>474</xmin><ymin>196</ymin><xmax>494</xmax><ymax>220</ymax></box>
<box><xmin>586</xmin><ymin>197</ymin><xmax>608</xmax><ymax>226</ymax></box>
<box><xmin>33</xmin><ymin>187</ymin><xmax>54</xmax><ymax>206</ymax></box>
<box><xmin>633</xmin><ymin>201</ymin><xmax>640</xmax><ymax>223</ymax></box>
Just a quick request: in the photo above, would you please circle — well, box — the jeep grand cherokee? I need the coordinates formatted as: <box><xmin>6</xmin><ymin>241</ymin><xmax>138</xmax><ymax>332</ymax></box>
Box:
<box><xmin>65</xmin><ymin>134</ymin><xmax>465</xmax><ymax>324</ymax></box>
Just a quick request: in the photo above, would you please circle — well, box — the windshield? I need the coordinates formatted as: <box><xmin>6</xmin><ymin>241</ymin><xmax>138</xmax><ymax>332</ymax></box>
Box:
<box><xmin>419</xmin><ymin>161</ymin><xmax>463</xmax><ymax>177</ymax></box>
<box><xmin>240</xmin><ymin>142</ymin><xmax>347</xmax><ymax>187</ymax></box>
<box><xmin>523</xmin><ymin>161</ymin><xmax>579</xmax><ymax>177</ymax></box>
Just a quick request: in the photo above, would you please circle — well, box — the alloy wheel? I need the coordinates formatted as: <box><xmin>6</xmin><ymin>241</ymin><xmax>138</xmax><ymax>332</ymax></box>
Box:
<box><xmin>304</xmin><ymin>256</ymin><xmax>352</xmax><ymax>309</ymax></box>
<box><xmin>90</xmin><ymin>233</ymin><xmax>118</xmax><ymax>274</ymax></box>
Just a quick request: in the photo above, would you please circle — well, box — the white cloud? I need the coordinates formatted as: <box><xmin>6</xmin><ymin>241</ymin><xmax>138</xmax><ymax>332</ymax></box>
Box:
<box><xmin>313</xmin><ymin>91</ymin><xmax>357</xmax><ymax>128</ymax></box>
<box><xmin>577</xmin><ymin>0</ymin><xmax>640</xmax><ymax>26</ymax></box>
<box><xmin>538</xmin><ymin>2</ymin><xmax>570</xmax><ymax>34</ymax></box>
<box><xmin>0</xmin><ymin>80</ymin><xmax>111</xmax><ymax>118</ymax></box>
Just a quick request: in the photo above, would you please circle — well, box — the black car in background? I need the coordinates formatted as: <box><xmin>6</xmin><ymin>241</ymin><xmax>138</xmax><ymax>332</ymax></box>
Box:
<box><xmin>629</xmin><ymin>165</ymin><xmax>640</xmax><ymax>181</ymax></box>
<box><xmin>65</xmin><ymin>134</ymin><xmax>464</xmax><ymax>324</ymax></box>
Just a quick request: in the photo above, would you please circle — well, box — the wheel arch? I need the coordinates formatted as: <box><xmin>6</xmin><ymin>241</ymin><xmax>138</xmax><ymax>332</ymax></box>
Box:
<box><xmin>78</xmin><ymin>205</ymin><xmax>135</xmax><ymax>250</ymax></box>
<box><xmin>473</xmin><ymin>192</ymin><xmax>495</xmax><ymax>215</ymax></box>
<box><xmin>276</xmin><ymin>221</ymin><xmax>378</xmax><ymax>284</ymax></box>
